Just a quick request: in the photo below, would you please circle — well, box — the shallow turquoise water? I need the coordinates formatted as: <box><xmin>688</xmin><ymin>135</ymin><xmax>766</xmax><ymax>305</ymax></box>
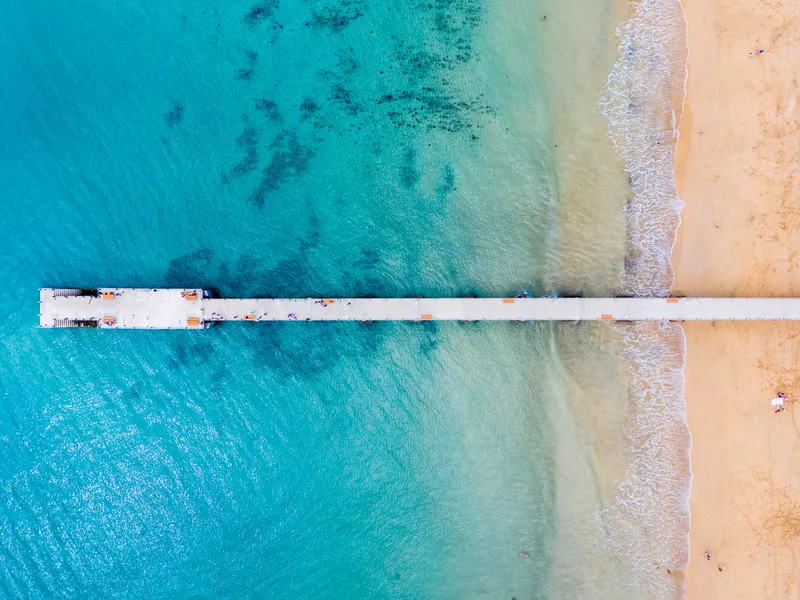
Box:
<box><xmin>0</xmin><ymin>0</ymin><xmax>667</xmax><ymax>598</ymax></box>
<box><xmin>2</xmin><ymin>320</ymin><xmax>561</xmax><ymax>598</ymax></box>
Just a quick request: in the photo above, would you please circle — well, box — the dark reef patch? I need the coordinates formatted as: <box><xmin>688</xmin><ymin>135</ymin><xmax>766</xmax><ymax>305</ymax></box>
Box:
<box><xmin>300</xmin><ymin>213</ymin><xmax>321</xmax><ymax>252</ymax></box>
<box><xmin>436</xmin><ymin>164</ymin><xmax>455</xmax><ymax>199</ymax></box>
<box><xmin>354</xmin><ymin>248</ymin><xmax>380</xmax><ymax>271</ymax></box>
<box><xmin>231</xmin><ymin>123</ymin><xmax>259</xmax><ymax>177</ymax></box>
<box><xmin>124</xmin><ymin>382</ymin><xmax>142</xmax><ymax>402</ymax></box>
<box><xmin>298</xmin><ymin>96</ymin><xmax>330</xmax><ymax>134</ymax></box>
<box><xmin>312</xmin><ymin>51</ymin><xmax>367</xmax><ymax>125</ymax></box>
<box><xmin>216</xmin><ymin>255</ymin><xmax>298</xmax><ymax>299</ymax></box>
<box><xmin>362</xmin><ymin>1</ymin><xmax>494</xmax><ymax>136</ymax></box>
<box><xmin>308</xmin><ymin>0</ymin><xmax>365</xmax><ymax>32</ymax></box>
<box><xmin>164</xmin><ymin>229</ymin><xmax>324</xmax><ymax>301</ymax></box>
<box><xmin>342</xmin><ymin>252</ymin><xmax>399</xmax><ymax>297</ymax></box>
<box><xmin>164</xmin><ymin>248</ymin><xmax>215</xmax><ymax>288</ymax></box>
<box><xmin>334</xmin><ymin>51</ymin><xmax>359</xmax><ymax>76</ymax></box>
<box><xmin>249</xmin><ymin>131</ymin><xmax>315</xmax><ymax>208</ymax></box>
<box><xmin>400</xmin><ymin>147</ymin><xmax>420</xmax><ymax>189</ymax></box>
<box><xmin>428</xmin><ymin>0</ymin><xmax>482</xmax><ymax>62</ymax></box>
<box><xmin>376</xmin><ymin>85</ymin><xmax>493</xmax><ymax>135</ymax></box>
<box><xmin>170</xmin><ymin>340</ymin><xmax>215</xmax><ymax>370</ymax></box>
<box><xmin>344</xmin><ymin>248</ymin><xmax>393</xmax><ymax>297</ymax></box>
<box><xmin>216</xmin><ymin>254</ymin><xmax>264</xmax><ymax>293</ymax></box>
<box><xmin>252</xmin><ymin>254</ymin><xmax>318</xmax><ymax>299</ymax></box>
<box><xmin>209</xmin><ymin>366</ymin><xmax>229</xmax><ymax>389</ymax></box>
<box><xmin>160</xmin><ymin>245</ymin><xmax>395</xmax><ymax>381</ymax></box>
<box><xmin>249</xmin><ymin>324</ymin><xmax>352</xmax><ymax>378</ymax></box>
<box><xmin>299</xmin><ymin>97</ymin><xmax>320</xmax><ymax>118</ymax></box>
<box><xmin>328</xmin><ymin>84</ymin><xmax>363</xmax><ymax>117</ymax></box>
<box><xmin>254</xmin><ymin>99</ymin><xmax>281</xmax><ymax>122</ymax></box>
<box><xmin>243</xmin><ymin>0</ymin><xmax>280</xmax><ymax>26</ymax></box>
<box><xmin>235</xmin><ymin>49</ymin><xmax>259</xmax><ymax>81</ymax></box>
<box><xmin>351</xmin><ymin>276</ymin><xmax>393</xmax><ymax>299</ymax></box>
<box><xmin>394</xmin><ymin>44</ymin><xmax>442</xmax><ymax>81</ymax></box>
<box><xmin>246</xmin><ymin>319</ymin><xmax>391</xmax><ymax>379</ymax></box>
<box><xmin>418</xmin><ymin>323</ymin><xmax>440</xmax><ymax>357</ymax></box>
<box><xmin>165</xmin><ymin>102</ymin><xmax>184</xmax><ymax>127</ymax></box>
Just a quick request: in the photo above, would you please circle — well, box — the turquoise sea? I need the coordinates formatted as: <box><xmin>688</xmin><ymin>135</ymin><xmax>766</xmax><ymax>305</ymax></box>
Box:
<box><xmin>0</xmin><ymin>0</ymin><xmax>690</xmax><ymax>598</ymax></box>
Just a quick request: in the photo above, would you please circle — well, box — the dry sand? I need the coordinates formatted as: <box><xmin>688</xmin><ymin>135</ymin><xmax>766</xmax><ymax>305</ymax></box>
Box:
<box><xmin>672</xmin><ymin>0</ymin><xmax>800</xmax><ymax>597</ymax></box>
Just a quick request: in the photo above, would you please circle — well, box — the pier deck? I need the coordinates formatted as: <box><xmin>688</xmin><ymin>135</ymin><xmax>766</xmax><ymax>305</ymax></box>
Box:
<box><xmin>38</xmin><ymin>288</ymin><xmax>204</xmax><ymax>329</ymax></box>
<box><xmin>37</xmin><ymin>289</ymin><xmax>800</xmax><ymax>329</ymax></box>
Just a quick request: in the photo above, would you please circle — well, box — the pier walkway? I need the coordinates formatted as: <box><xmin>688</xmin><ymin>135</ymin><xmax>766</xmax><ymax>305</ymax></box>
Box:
<box><xmin>38</xmin><ymin>288</ymin><xmax>800</xmax><ymax>329</ymax></box>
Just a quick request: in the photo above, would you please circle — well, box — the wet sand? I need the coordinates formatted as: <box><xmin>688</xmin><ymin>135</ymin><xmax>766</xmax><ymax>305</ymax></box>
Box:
<box><xmin>672</xmin><ymin>0</ymin><xmax>800</xmax><ymax>597</ymax></box>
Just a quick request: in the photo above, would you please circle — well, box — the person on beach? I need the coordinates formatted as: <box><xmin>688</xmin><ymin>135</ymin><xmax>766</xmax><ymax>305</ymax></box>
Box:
<box><xmin>705</xmin><ymin>551</ymin><xmax>711</xmax><ymax>560</ymax></box>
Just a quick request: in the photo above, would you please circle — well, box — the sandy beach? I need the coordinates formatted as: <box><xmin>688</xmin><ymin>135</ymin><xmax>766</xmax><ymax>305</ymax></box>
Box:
<box><xmin>672</xmin><ymin>0</ymin><xmax>800</xmax><ymax>597</ymax></box>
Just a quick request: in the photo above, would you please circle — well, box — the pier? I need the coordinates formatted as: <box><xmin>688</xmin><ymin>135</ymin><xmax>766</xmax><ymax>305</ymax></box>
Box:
<box><xmin>38</xmin><ymin>288</ymin><xmax>800</xmax><ymax>329</ymax></box>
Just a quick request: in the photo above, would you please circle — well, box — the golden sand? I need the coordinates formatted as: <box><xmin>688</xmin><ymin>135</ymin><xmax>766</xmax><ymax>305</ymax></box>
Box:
<box><xmin>672</xmin><ymin>0</ymin><xmax>800</xmax><ymax>597</ymax></box>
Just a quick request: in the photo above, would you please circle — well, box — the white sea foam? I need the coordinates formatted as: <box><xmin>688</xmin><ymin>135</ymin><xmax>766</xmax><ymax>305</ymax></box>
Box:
<box><xmin>599</xmin><ymin>0</ymin><xmax>688</xmax><ymax>297</ymax></box>
<box><xmin>596</xmin><ymin>0</ymin><xmax>691</xmax><ymax>597</ymax></box>
<box><xmin>597</xmin><ymin>321</ymin><xmax>690</xmax><ymax>597</ymax></box>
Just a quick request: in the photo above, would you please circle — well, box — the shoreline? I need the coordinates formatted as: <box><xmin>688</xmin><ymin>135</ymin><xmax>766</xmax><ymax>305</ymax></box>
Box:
<box><xmin>672</xmin><ymin>0</ymin><xmax>800</xmax><ymax>597</ymax></box>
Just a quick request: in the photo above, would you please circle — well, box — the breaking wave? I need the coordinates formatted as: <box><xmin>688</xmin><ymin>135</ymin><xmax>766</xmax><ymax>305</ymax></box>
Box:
<box><xmin>597</xmin><ymin>321</ymin><xmax>691</xmax><ymax>598</ymax></box>
<box><xmin>599</xmin><ymin>0</ymin><xmax>687</xmax><ymax>297</ymax></box>
<box><xmin>596</xmin><ymin>1</ymin><xmax>691</xmax><ymax>597</ymax></box>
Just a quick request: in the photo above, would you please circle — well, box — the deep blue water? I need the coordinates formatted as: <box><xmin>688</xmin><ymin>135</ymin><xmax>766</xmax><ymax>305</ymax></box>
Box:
<box><xmin>0</xmin><ymin>0</ymin><xmax>571</xmax><ymax>598</ymax></box>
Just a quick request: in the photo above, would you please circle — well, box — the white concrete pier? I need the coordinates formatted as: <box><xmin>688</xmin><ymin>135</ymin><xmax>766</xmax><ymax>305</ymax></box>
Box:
<box><xmin>39</xmin><ymin>288</ymin><xmax>205</xmax><ymax>329</ymax></box>
<box><xmin>37</xmin><ymin>289</ymin><xmax>800</xmax><ymax>329</ymax></box>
